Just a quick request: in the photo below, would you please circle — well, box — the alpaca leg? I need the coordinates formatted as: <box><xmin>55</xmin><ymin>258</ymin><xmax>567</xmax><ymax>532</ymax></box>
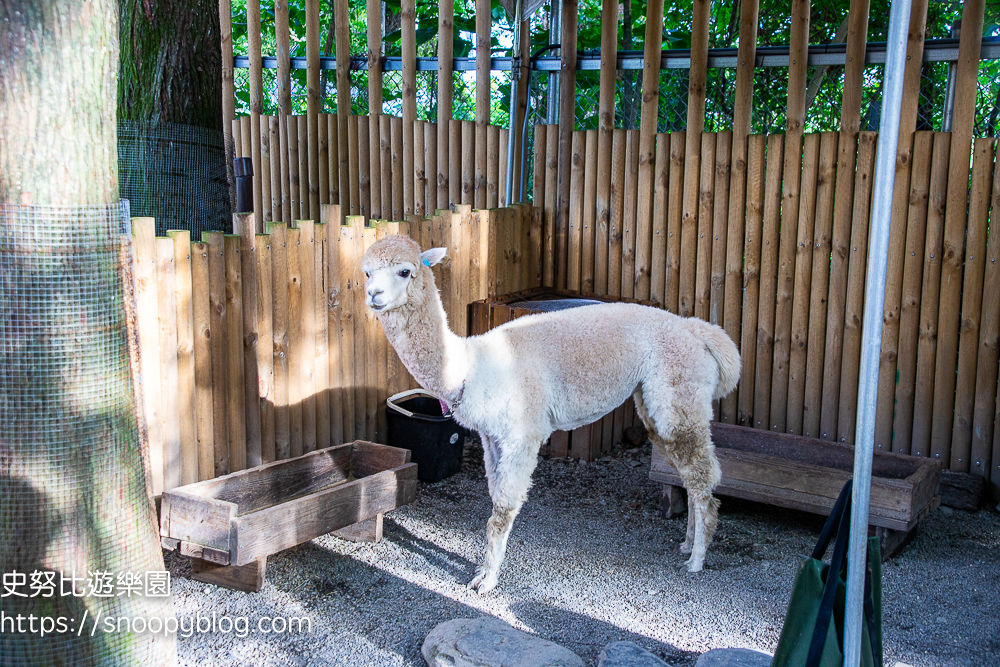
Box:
<box><xmin>468</xmin><ymin>439</ymin><xmax>538</xmax><ymax>594</ymax></box>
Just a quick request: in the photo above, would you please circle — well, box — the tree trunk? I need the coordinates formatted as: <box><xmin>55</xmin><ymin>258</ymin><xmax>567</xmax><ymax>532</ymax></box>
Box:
<box><xmin>0</xmin><ymin>1</ymin><xmax>174</xmax><ymax>664</ymax></box>
<box><xmin>118</xmin><ymin>0</ymin><xmax>223</xmax><ymax>130</ymax></box>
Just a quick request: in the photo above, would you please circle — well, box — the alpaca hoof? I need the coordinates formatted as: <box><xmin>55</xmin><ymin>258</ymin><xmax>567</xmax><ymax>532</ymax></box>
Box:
<box><xmin>467</xmin><ymin>571</ymin><xmax>498</xmax><ymax>595</ymax></box>
<box><xmin>684</xmin><ymin>556</ymin><xmax>704</xmax><ymax>573</ymax></box>
<box><xmin>679</xmin><ymin>540</ymin><xmax>692</xmax><ymax>555</ymax></box>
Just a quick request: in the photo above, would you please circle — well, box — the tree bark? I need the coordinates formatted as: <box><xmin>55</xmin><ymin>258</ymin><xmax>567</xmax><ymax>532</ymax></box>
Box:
<box><xmin>118</xmin><ymin>0</ymin><xmax>223</xmax><ymax>130</ymax></box>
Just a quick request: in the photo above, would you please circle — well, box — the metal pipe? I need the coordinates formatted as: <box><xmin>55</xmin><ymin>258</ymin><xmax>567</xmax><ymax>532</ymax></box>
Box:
<box><xmin>546</xmin><ymin>0</ymin><xmax>562</xmax><ymax>124</ymax></box>
<box><xmin>504</xmin><ymin>0</ymin><xmax>524</xmax><ymax>206</ymax></box>
<box><xmin>843</xmin><ymin>0</ymin><xmax>913</xmax><ymax>664</ymax></box>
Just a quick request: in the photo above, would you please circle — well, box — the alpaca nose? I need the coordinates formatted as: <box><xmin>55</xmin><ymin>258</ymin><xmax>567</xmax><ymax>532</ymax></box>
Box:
<box><xmin>367</xmin><ymin>286</ymin><xmax>383</xmax><ymax>298</ymax></box>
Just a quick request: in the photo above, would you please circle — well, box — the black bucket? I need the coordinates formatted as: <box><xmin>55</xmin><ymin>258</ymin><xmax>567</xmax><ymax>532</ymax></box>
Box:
<box><xmin>386</xmin><ymin>390</ymin><xmax>465</xmax><ymax>483</ymax></box>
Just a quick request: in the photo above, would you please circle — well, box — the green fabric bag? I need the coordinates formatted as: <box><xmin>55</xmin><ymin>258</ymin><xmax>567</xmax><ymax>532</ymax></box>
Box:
<box><xmin>771</xmin><ymin>481</ymin><xmax>883</xmax><ymax>667</ymax></box>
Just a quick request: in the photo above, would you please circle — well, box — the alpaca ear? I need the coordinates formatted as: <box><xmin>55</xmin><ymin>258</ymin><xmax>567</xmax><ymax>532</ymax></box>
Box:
<box><xmin>419</xmin><ymin>247</ymin><xmax>447</xmax><ymax>267</ymax></box>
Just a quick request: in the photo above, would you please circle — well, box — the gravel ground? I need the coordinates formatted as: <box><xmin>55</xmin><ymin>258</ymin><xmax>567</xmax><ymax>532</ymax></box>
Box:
<box><xmin>168</xmin><ymin>440</ymin><xmax>1000</xmax><ymax>667</ymax></box>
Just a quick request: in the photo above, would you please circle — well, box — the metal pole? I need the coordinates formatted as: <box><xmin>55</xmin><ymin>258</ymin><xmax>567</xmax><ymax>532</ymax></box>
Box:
<box><xmin>504</xmin><ymin>0</ymin><xmax>524</xmax><ymax>206</ymax></box>
<box><xmin>844</xmin><ymin>0</ymin><xmax>912</xmax><ymax>664</ymax></box>
<box><xmin>942</xmin><ymin>23</ymin><xmax>961</xmax><ymax>132</ymax></box>
<box><xmin>546</xmin><ymin>0</ymin><xmax>562</xmax><ymax>125</ymax></box>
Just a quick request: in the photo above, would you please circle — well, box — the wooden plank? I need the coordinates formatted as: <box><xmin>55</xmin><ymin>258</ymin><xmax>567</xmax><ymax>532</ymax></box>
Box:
<box><xmin>224</xmin><ymin>235</ymin><xmax>247</xmax><ymax>472</ymax></box>
<box><xmin>247</xmin><ymin>0</ymin><xmax>265</xmax><ymax>226</ymax></box>
<box><xmin>300</xmin><ymin>220</ymin><xmax>318</xmax><ymax>451</ymax></box>
<box><xmin>304</xmin><ymin>0</ymin><xmax>321</xmax><ymax>221</ymax></box>
<box><xmin>322</xmin><ymin>206</ymin><xmax>345</xmax><ymax>445</ymax></box>
<box><xmin>911</xmin><ymin>132</ymin><xmax>951</xmax><ymax>458</ymax></box>
<box><xmin>555</xmin><ymin>0</ymin><xmax>579</xmax><ymax>289</ymax></box>
<box><xmin>596</xmin><ymin>0</ymin><xmax>618</xmax><ymax>293</ymax></box>
<box><xmin>334</xmin><ymin>0</ymin><xmax>351</xmax><ymax>214</ymax></box>
<box><xmin>362</xmin><ymin>226</ymin><xmax>378</xmax><ymax>441</ymax></box>
<box><xmin>737</xmin><ymin>135</ymin><xmax>767</xmax><ymax>426</ymax></box>
<box><xmin>634</xmin><ymin>0</ymin><xmax>665</xmax><ymax>302</ymax></box>
<box><xmin>608</xmin><ymin>128</ymin><xmax>626</xmax><ymax>297</ymax></box>
<box><xmin>650</xmin><ymin>133</ymin><xmax>669</xmax><ymax>306</ymax></box>
<box><xmin>260</xmin><ymin>114</ymin><xmax>272</xmax><ymax>223</ymax></box>
<box><xmin>347</xmin><ymin>114</ymin><xmax>360</xmax><ymax>217</ymax></box>
<box><xmin>169</xmin><ymin>231</ymin><xmax>198</xmax><ymax>486</ymax></box>
<box><xmin>191</xmin><ymin>557</ymin><xmax>266</xmax><ymax>593</ymax></box>
<box><xmin>191</xmin><ymin>241</ymin><xmax>215</xmax><ymax>481</ymax></box>
<box><xmin>239</xmin><ymin>116</ymin><xmax>251</xmax><ymax>161</ymax></box>
<box><xmin>299</xmin><ymin>117</ymin><xmax>310</xmax><ymax>220</ymax></box>
<box><xmin>709</xmin><ymin>131</ymin><xmax>732</xmax><ymax>329</ymax></box>
<box><xmin>266</xmin><ymin>222</ymin><xmax>291</xmax><ymax>460</ymax></box>
<box><xmin>621</xmin><ymin>130</ymin><xmax>641</xmax><ymax>300</ymax></box>
<box><xmin>462</xmin><ymin>119</ymin><xmax>475</xmax><ymax>206</ymax></box>
<box><xmin>360</xmin><ymin>115</ymin><xmax>375</xmax><ymax>219</ymax></box>
<box><xmin>474</xmin><ymin>0</ymin><xmax>490</xmax><ymax>209</ymax></box>
<box><xmin>753</xmin><ymin>133</ymin><xmax>784</xmax><ymax>430</ymax></box>
<box><xmin>694</xmin><ymin>132</ymin><xmax>716</xmax><ymax>320</ymax></box>
<box><xmin>971</xmin><ymin>146</ymin><xmax>1000</xmax><ymax>483</ymax></box>
<box><xmin>287</xmin><ymin>115</ymin><xmax>301</xmax><ymax>220</ymax></box>
<box><xmin>678</xmin><ymin>0</ymin><xmax>711</xmax><ymax>318</ymax></box>
<box><xmin>414</xmin><ymin>120</ymin><xmax>426</xmax><ymax>217</ymax></box>
<box><xmin>269</xmin><ymin>116</ymin><xmax>284</xmax><ymax>223</ymax></box>
<box><xmin>665</xmin><ymin>132</ymin><xmax>685</xmax><ymax>313</ymax></box>
<box><xmin>236</xmin><ymin>214</ymin><xmax>263</xmax><ymax>468</ymax></box>
<box><xmin>836</xmin><ymin>131</ymin><xmax>878</xmax><ymax>443</ymax></box>
<box><xmin>391</xmin><ymin>116</ymin><xmax>404</xmax><ymax>220</ymax></box>
<box><xmin>542</xmin><ymin>125</ymin><xmax>559</xmax><ymax>286</ymax></box>
<box><xmin>255</xmin><ymin>233</ymin><xmax>275</xmax><ymax>463</ymax></box>
<box><xmin>367</xmin><ymin>0</ymin><xmax>383</xmax><ymax>114</ymax></box>
<box><xmin>204</xmin><ymin>231</ymin><xmax>230</xmax><ymax>475</ymax></box>
<box><xmin>286</xmin><ymin>225</ymin><xmax>304</xmax><ymax>458</ymax></box>
<box><xmin>381</xmin><ymin>115</ymin><xmax>393</xmax><ymax>219</ymax></box>
<box><xmin>891</xmin><ymin>132</ymin><xmax>934</xmax><ymax>454</ymax></box>
<box><xmin>425</xmin><ymin>122</ymin><xmax>438</xmax><ymax>217</ymax></box>
<box><xmin>348</xmin><ymin>218</ymin><xmax>368</xmax><ymax>441</ymax></box>
<box><xmin>437</xmin><ymin>0</ymin><xmax>454</xmax><ymax>210</ymax></box>
<box><xmin>337</xmin><ymin>221</ymin><xmax>357</xmax><ymax>442</ymax></box>
<box><xmin>318</xmin><ymin>114</ymin><xmax>329</xmax><ymax>206</ymax></box>
<box><xmin>133</xmin><ymin>220</ymin><xmax>164</xmax><ymax>495</ymax></box>
<box><xmin>401</xmin><ymin>0</ymin><xmax>416</xmax><ymax>215</ymax></box>
<box><xmin>567</xmin><ymin>131</ymin><xmax>585</xmax><ymax>290</ymax></box>
<box><xmin>582</xmin><ymin>129</ymin><xmax>598</xmax><ymax>294</ymax></box>
<box><xmin>950</xmin><ymin>139</ymin><xmax>994</xmax><ymax>470</ymax></box>
<box><xmin>219</xmin><ymin>0</ymin><xmax>236</xmax><ymax>150</ymax></box>
<box><xmin>314</xmin><ymin>223</ymin><xmax>331</xmax><ymax>449</ymax></box>
<box><xmin>329</xmin><ymin>116</ymin><xmax>340</xmax><ymax>218</ymax></box>
<box><xmin>488</xmin><ymin>124</ymin><xmax>501</xmax><ymax>210</ymax></box>
<box><xmin>276</xmin><ymin>0</ymin><xmax>292</xmax><ymax>222</ymax></box>
<box><xmin>786</xmin><ymin>133</ymin><xmax>821</xmax><ymax>436</ymax></box>
<box><xmin>368</xmin><ymin>115</ymin><xmax>382</xmax><ymax>220</ymax></box>
<box><xmin>450</xmin><ymin>120</ymin><xmax>462</xmax><ymax>209</ymax></box>
<box><xmin>498</xmin><ymin>129</ymin><xmax>509</xmax><ymax>207</ymax></box>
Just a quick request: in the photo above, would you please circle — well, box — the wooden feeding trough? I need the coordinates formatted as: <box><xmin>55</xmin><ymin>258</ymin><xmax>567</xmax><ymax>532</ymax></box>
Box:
<box><xmin>650</xmin><ymin>423</ymin><xmax>942</xmax><ymax>559</ymax></box>
<box><xmin>468</xmin><ymin>287</ymin><xmax>658</xmax><ymax>461</ymax></box>
<box><xmin>159</xmin><ymin>441</ymin><xmax>417</xmax><ymax>592</ymax></box>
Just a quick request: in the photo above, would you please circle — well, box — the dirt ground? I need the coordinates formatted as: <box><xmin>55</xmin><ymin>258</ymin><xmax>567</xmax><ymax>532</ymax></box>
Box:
<box><xmin>167</xmin><ymin>440</ymin><xmax>1000</xmax><ymax>667</ymax></box>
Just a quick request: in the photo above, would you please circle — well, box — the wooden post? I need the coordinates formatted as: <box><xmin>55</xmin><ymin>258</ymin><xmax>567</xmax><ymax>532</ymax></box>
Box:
<box><xmin>710</xmin><ymin>132</ymin><xmax>732</xmax><ymax>327</ymax></box>
<box><xmin>314</xmin><ymin>222</ymin><xmax>331</xmax><ymax>448</ymax></box>
<box><xmin>450</xmin><ymin>119</ymin><xmax>462</xmax><ymax>206</ymax></box>
<box><xmin>248</xmin><ymin>0</ymin><xmax>265</xmax><ymax>228</ymax></box>
<box><xmin>737</xmin><ymin>135</ymin><xmax>767</xmax><ymax>426</ymax></box>
<box><xmin>621</xmin><ymin>130</ymin><xmax>639</xmax><ymax>299</ymax></box>
<box><xmin>608</xmin><ymin>128</ymin><xmax>626</xmax><ymax>297</ymax></box>
<box><xmin>582</xmin><ymin>129</ymin><xmax>598</xmax><ymax>293</ymax></box>
<box><xmin>276</xmin><ymin>0</ymin><xmax>293</xmax><ymax>224</ymax></box>
<box><xmin>438</xmin><ymin>0</ymin><xmax>454</xmax><ymax>209</ymax></box>
<box><xmin>391</xmin><ymin>116</ymin><xmax>404</xmax><ymax>219</ymax></box>
<box><xmin>475</xmin><ymin>0</ymin><xmax>490</xmax><ymax>210</ymax></box>
<box><xmin>567</xmin><ymin>131</ymin><xmax>585</xmax><ymax>289</ymax></box>
<box><xmin>555</xmin><ymin>0</ymin><xmax>579</xmax><ymax>289</ymax></box>
<box><xmin>650</xmin><ymin>133</ymin><xmax>669</xmax><ymax>305</ymax></box>
<box><xmin>367</xmin><ymin>0</ymin><xmax>383</xmax><ymax>115</ymax></box>
<box><xmin>369</xmin><ymin>115</ymin><xmax>383</xmax><ymax>219</ymax></box>
<box><xmin>694</xmin><ymin>133</ymin><xmax>716</xmax><ymax>320</ymax></box>
<box><xmin>334</xmin><ymin>0</ymin><xmax>351</xmax><ymax>216</ymax></box>
<box><xmin>462</xmin><ymin>120</ymin><xmax>475</xmax><ymax>205</ymax></box>
<box><xmin>156</xmin><ymin>238</ymin><xmax>181</xmax><ymax>491</ymax></box>
<box><xmin>224</xmin><ymin>234</ymin><xmax>247</xmax><ymax>472</ymax></box>
<box><xmin>544</xmin><ymin>125</ymin><xmax>559</xmax><ymax>286</ymax></box>
<box><xmin>133</xmin><ymin>219</ymin><xmax>164</xmax><ymax>494</ymax></box>
<box><xmin>414</xmin><ymin>120</ymin><xmax>426</xmax><ymax>217</ymax></box>
<box><xmin>169</xmin><ymin>231</ymin><xmax>198</xmax><ymax>486</ymax></box>
<box><xmin>322</xmin><ymin>205</ymin><xmax>345</xmax><ymax>445</ymax></box>
<box><xmin>677</xmin><ymin>0</ymin><xmax>710</xmax><ymax>318</ymax></box>
<box><xmin>220</xmin><ymin>0</ymin><xmax>236</xmax><ymax>161</ymax></box>
<box><xmin>595</xmin><ymin>0</ymin><xmax>619</xmax><ymax>296</ymax></box>
<box><xmin>255</xmin><ymin>234</ymin><xmax>275</xmax><ymax>462</ymax></box>
<box><xmin>665</xmin><ymin>132</ymin><xmax>685</xmax><ymax>313</ymax></box>
<box><xmin>204</xmin><ymin>231</ymin><xmax>230</xmax><ymax>474</ymax></box>
<box><xmin>267</xmin><ymin>222</ymin><xmax>291</xmax><ymax>460</ymax></box>
<box><xmin>269</xmin><ymin>116</ymin><xmax>284</xmax><ymax>223</ymax></box>
<box><xmin>306</xmin><ymin>0</ymin><xmax>321</xmax><ymax>222</ymax></box>
<box><xmin>401</xmin><ymin>0</ymin><xmax>416</xmax><ymax>215</ymax></box>
<box><xmin>260</xmin><ymin>115</ymin><xmax>273</xmax><ymax>223</ymax></box>
<box><xmin>754</xmin><ymin>133</ymin><xmax>784</xmax><ymax>430</ymax></box>
<box><xmin>190</xmin><ymin>241</ymin><xmax>215</xmax><ymax>480</ymax></box>
<box><xmin>235</xmin><ymin>213</ymin><xmax>262</xmax><ymax>468</ymax></box>
<box><xmin>381</xmin><ymin>115</ymin><xmax>393</xmax><ymax>215</ymax></box>
<box><xmin>634</xmin><ymin>0</ymin><xmax>664</xmax><ymax>302</ymax></box>
<box><xmin>931</xmin><ymin>0</ymin><xmax>986</xmax><ymax>462</ymax></box>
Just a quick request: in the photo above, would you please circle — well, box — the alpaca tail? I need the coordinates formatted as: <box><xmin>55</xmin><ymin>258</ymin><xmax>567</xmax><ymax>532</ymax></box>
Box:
<box><xmin>691</xmin><ymin>320</ymin><xmax>741</xmax><ymax>399</ymax></box>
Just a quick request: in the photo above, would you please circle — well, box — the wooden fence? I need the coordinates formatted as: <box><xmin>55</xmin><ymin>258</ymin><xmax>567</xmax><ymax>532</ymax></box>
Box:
<box><xmin>232</xmin><ymin>113</ymin><xmax>516</xmax><ymax>229</ymax></box>
<box><xmin>132</xmin><ymin>204</ymin><xmax>540</xmax><ymax>496</ymax></box>
<box><xmin>533</xmin><ymin>123</ymin><xmax>1000</xmax><ymax>489</ymax></box>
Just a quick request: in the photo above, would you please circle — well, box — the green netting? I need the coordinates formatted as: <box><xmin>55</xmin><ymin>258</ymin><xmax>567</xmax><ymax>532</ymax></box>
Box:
<box><xmin>0</xmin><ymin>202</ymin><xmax>175</xmax><ymax>666</ymax></box>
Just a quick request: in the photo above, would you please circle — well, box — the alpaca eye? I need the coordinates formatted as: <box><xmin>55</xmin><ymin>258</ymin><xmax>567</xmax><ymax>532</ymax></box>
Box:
<box><xmin>398</xmin><ymin>269</ymin><xmax>411</xmax><ymax>278</ymax></box>
<box><xmin>364</xmin><ymin>271</ymin><xmax>370</xmax><ymax>278</ymax></box>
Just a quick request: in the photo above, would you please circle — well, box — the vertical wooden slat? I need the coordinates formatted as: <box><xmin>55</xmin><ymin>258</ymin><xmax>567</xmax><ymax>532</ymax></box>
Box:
<box><xmin>156</xmin><ymin>238</ymin><xmax>181</xmax><ymax>491</ymax></box>
<box><xmin>892</xmin><ymin>131</ymin><xmax>934</xmax><ymax>454</ymax></box>
<box><xmin>334</xmin><ymin>0</ymin><xmax>351</xmax><ymax>216</ymax></box>
<box><xmin>567</xmin><ymin>131</ymin><xmax>584</xmax><ymax>290</ymax></box>
<box><xmin>753</xmin><ymin>134</ymin><xmax>784</xmax><ymax>430</ymax></box>
<box><xmin>235</xmin><ymin>213</ymin><xmax>262</xmax><ymax>468</ymax></box>
<box><xmin>665</xmin><ymin>132</ymin><xmax>685</xmax><ymax>313</ymax></box>
<box><xmin>337</xmin><ymin>219</ymin><xmax>356</xmax><ymax>442</ymax></box>
<box><xmin>373</xmin><ymin>222</ymin><xmax>395</xmax><ymax>440</ymax></box>
<box><xmin>233</xmin><ymin>119</ymin><xmax>242</xmax><ymax>158</ymax></box>
<box><xmin>608</xmin><ymin>128</ymin><xmax>626</xmax><ymax>297</ymax></box>
<box><xmin>786</xmin><ymin>133</ymin><xmax>821</xmax><ymax>436</ymax></box>
<box><xmin>204</xmin><ymin>231</ymin><xmax>230</xmax><ymax>475</ymax></box>
<box><xmin>949</xmin><ymin>139</ymin><xmax>994</xmax><ymax>470</ymax></box>
<box><xmin>694</xmin><ymin>132</ymin><xmax>716</xmax><ymax>320</ymax></box>
<box><xmin>260</xmin><ymin>115</ymin><xmax>272</xmax><ymax>223</ymax></box>
<box><xmin>269</xmin><ymin>116</ymin><xmax>284</xmax><ymax>223</ymax></box>
<box><xmin>634</xmin><ymin>0</ymin><xmax>665</xmax><ymax>302</ymax></box>
<box><xmin>318</xmin><ymin>115</ymin><xmax>329</xmax><ymax>207</ymax></box>
<box><xmin>710</xmin><ymin>131</ymin><xmax>732</xmax><ymax>327</ymax></box>
<box><xmin>532</xmin><ymin>124</ymin><xmax>547</xmax><ymax>224</ymax></box>
<box><xmin>287</xmin><ymin>116</ymin><xmax>301</xmax><ymax>220</ymax></box>
<box><xmin>543</xmin><ymin>125</ymin><xmax>559</xmax><ymax>286</ymax></box>
<box><xmin>368</xmin><ymin>115</ymin><xmax>383</xmax><ymax>219</ymax></box>
<box><xmin>650</xmin><ymin>133</ymin><xmax>670</xmax><ymax>306</ymax></box>
<box><xmin>595</xmin><ymin>0</ymin><xmax>619</xmax><ymax>296</ymax></box>
<box><xmin>390</xmin><ymin>116</ymin><xmax>404</xmax><ymax>219</ymax></box>
<box><xmin>134</xmin><ymin>219</ymin><xmax>164</xmax><ymax>494</ymax></box>
<box><xmin>475</xmin><ymin>0</ymin><xmax>490</xmax><ymax>210</ymax></box>
<box><xmin>322</xmin><ymin>206</ymin><xmax>345</xmax><ymax>446</ymax></box>
<box><xmin>328</xmin><ymin>114</ymin><xmax>340</xmax><ymax>209</ymax></box>
<box><xmin>276</xmin><ymin>0</ymin><xmax>293</xmax><ymax>224</ymax></box>
<box><xmin>488</xmin><ymin>124</ymin><xmax>501</xmax><ymax>209</ymax></box>
<box><xmin>381</xmin><ymin>115</ymin><xmax>393</xmax><ymax>219</ymax></box>
<box><xmin>931</xmin><ymin>0</ymin><xmax>986</xmax><ymax>461</ymax></box>
<box><xmin>462</xmin><ymin>120</ymin><xmax>475</xmax><ymax>206</ymax></box>
<box><xmin>836</xmin><ymin>131</ymin><xmax>878</xmax><ymax>443</ymax></box>
<box><xmin>255</xmin><ymin>234</ymin><xmax>275</xmax><ymax>463</ymax></box>
<box><xmin>190</xmin><ymin>241</ymin><xmax>215</xmax><ymax>480</ymax></box>
<box><xmin>169</xmin><ymin>231</ymin><xmax>197</xmax><ymax>486</ymax></box>
<box><xmin>351</xmin><ymin>218</ymin><xmax>370</xmax><ymax>440</ymax></box>
<box><xmin>359</xmin><ymin>115</ymin><xmax>373</xmax><ymax>219</ymax></box>
<box><xmin>224</xmin><ymin>234</ymin><xmax>247</xmax><ymax>472</ymax></box>
<box><xmin>314</xmin><ymin>222</ymin><xmax>331</xmax><ymax>448</ymax></box>
<box><xmin>401</xmin><ymin>0</ymin><xmax>416</xmax><ymax>215</ymax></box>
<box><xmin>240</xmin><ymin>116</ymin><xmax>252</xmax><ymax>163</ymax></box>
<box><xmin>513</xmin><ymin>22</ymin><xmax>531</xmax><ymax>202</ymax></box>
<box><xmin>248</xmin><ymin>0</ymin><xmax>265</xmax><ymax>227</ymax></box>
<box><xmin>413</xmin><ymin>120</ymin><xmax>425</xmax><ymax>217</ymax></box>
<box><xmin>267</xmin><ymin>222</ymin><xmax>291</xmax><ymax>460</ymax></box>
<box><xmin>555</xmin><ymin>0</ymin><xmax>579</xmax><ymax>289</ymax></box>
<box><xmin>299</xmin><ymin>220</ymin><xmax>318</xmax><ymax>452</ymax></box>
<box><xmin>621</xmin><ymin>130</ymin><xmax>640</xmax><ymax>299</ymax></box>
<box><xmin>911</xmin><ymin>132</ymin><xmax>951</xmax><ymax>458</ymax></box>
<box><xmin>498</xmin><ymin>129</ymin><xmax>509</xmax><ymax>207</ymax></box>
<box><xmin>678</xmin><ymin>0</ymin><xmax>711</xmax><ymax>318</ymax></box>
<box><xmin>367</xmin><ymin>0</ymin><xmax>383</xmax><ymax>115</ymax></box>
<box><xmin>737</xmin><ymin>135</ymin><xmax>767</xmax><ymax>426</ymax></box>
<box><xmin>582</xmin><ymin>129</ymin><xmax>598</xmax><ymax>294</ymax></box>
<box><xmin>362</xmin><ymin>225</ymin><xmax>378</xmax><ymax>440</ymax></box>
<box><xmin>220</xmin><ymin>0</ymin><xmax>236</xmax><ymax>153</ymax></box>
<box><xmin>286</xmin><ymin>225</ymin><xmax>304</xmax><ymax>458</ymax></box>
<box><xmin>437</xmin><ymin>0</ymin><xmax>454</xmax><ymax>209</ymax></box>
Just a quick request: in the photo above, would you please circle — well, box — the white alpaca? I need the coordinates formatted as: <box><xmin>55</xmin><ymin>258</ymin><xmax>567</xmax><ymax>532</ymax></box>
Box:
<box><xmin>362</xmin><ymin>236</ymin><xmax>740</xmax><ymax>594</ymax></box>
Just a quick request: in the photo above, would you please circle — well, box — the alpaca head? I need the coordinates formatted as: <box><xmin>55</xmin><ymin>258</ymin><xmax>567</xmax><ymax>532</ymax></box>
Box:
<box><xmin>362</xmin><ymin>235</ymin><xmax>446</xmax><ymax>312</ymax></box>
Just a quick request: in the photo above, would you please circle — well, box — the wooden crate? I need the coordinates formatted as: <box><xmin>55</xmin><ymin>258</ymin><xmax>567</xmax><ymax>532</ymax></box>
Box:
<box><xmin>468</xmin><ymin>287</ymin><xmax>659</xmax><ymax>461</ymax></box>
<box><xmin>650</xmin><ymin>423</ymin><xmax>941</xmax><ymax>557</ymax></box>
<box><xmin>160</xmin><ymin>441</ymin><xmax>417</xmax><ymax>591</ymax></box>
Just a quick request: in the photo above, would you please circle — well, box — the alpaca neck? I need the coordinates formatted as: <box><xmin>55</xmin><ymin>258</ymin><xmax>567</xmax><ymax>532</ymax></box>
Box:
<box><xmin>378</xmin><ymin>286</ymin><xmax>467</xmax><ymax>404</ymax></box>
